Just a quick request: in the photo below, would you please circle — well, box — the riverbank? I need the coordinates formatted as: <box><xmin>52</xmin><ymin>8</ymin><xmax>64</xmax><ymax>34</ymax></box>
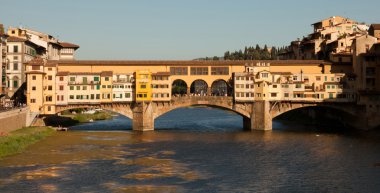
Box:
<box><xmin>0</xmin><ymin>127</ymin><xmax>55</xmax><ymax>159</ymax></box>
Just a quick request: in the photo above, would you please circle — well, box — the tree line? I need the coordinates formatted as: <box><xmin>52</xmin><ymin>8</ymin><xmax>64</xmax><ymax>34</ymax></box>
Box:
<box><xmin>196</xmin><ymin>44</ymin><xmax>288</xmax><ymax>61</ymax></box>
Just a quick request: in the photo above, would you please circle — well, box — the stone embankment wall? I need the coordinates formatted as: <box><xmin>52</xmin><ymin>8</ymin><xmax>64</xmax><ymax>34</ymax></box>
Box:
<box><xmin>0</xmin><ymin>107</ymin><xmax>29</xmax><ymax>133</ymax></box>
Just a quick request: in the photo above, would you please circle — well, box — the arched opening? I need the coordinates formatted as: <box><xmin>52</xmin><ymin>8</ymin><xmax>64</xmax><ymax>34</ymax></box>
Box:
<box><xmin>172</xmin><ymin>79</ymin><xmax>188</xmax><ymax>96</ymax></box>
<box><xmin>190</xmin><ymin>79</ymin><xmax>208</xmax><ymax>96</ymax></box>
<box><xmin>155</xmin><ymin>105</ymin><xmax>244</xmax><ymax>131</ymax></box>
<box><xmin>211</xmin><ymin>79</ymin><xmax>231</xmax><ymax>96</ymax></box>
<box><xmin>44</xmin><ymin>107</ymin><xmax>132</xmax><ymax>130</ymax></box>
<box><xmin>273</xmin><ymin>106</ymin><xmax>356</xmax><ymax>132</ymax></box>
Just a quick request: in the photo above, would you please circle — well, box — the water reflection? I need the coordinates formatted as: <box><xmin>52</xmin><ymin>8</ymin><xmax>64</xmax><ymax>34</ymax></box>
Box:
<box><xmin>0</xmin><ymin>108</ymin><xmax>380</xmax><ymax>192</ymax></box>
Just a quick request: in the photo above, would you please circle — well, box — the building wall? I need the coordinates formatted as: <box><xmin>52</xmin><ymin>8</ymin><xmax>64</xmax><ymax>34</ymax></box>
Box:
<box><xmin>135</xmin><ymin>70</ymin><xmax>152</xmax><ymax>102</ymax></box>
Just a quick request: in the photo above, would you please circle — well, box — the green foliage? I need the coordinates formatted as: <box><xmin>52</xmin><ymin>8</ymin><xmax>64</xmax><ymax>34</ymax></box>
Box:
<box><xmin>0</xmin><ymin>127</ymin><xmax>55</xmax><ymax>158</ymax></box>
<box><xmin>224</xmin><ymin>45</ymin><xmax>281</xmax><ymax>60</ymax></box>
<box><xmin>71</xmin><ymin>111</ymin><xmax>112</xmax><ymax>123</ymax></box>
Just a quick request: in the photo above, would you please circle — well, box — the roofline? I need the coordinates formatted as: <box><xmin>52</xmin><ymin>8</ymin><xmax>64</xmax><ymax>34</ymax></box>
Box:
<box><xmin>56</xmin><ymin>60</ymin><xmax>331</xmax><ymax>66</ymax></box>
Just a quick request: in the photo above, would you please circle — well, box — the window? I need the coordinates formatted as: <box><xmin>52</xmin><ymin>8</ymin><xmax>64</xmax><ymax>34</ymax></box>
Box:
<box><xmin>331</xmin><ymin>77</ymin><xmax>334</xmax><ymax>81</ymax></box>
<box><xmin>125</xmin><ymin>93</ymin><xmax>131</xmax><ymax>98</ymax></box>
<box><xmin>94</xmin><ymin>77</ymin><xmax>99</xmax><ymax>81</ymax></box>
<box><xmin>32</xmin><ymin>86</ymin><xmax>36</xmax><ymax>91</ymax></box>
<box><xmin>13</xmin><ymin>45</ymin><xmax>18</xmax><ymax>53</ymax></box>
<box><xmin>107</xmin><ymin>85</ymin><xmax>111</xmax><ymax>88</ymax></box>
<box><xmin>83</xmin><ymin>77</ymin><xmax>87</xmax><ymax>84</ymax></box>
<box><xmin>140</xmin><ymin>84</ymin><xmax>146</xmax><ymax>89</ymax></box>
<box><xmin>293</xmin><ymin>76</ymin><xmax>298</xmax><ymax>81</ymax></box>
<box><xmin>211</xmin><ymin>67</ymin><xmax>229</xmax><ymax>75</ymax></box>
<box><xmin>70</xmin><ymin>95</ymin><xmax>74</xmax><ymax>99</ymax></box>
<box><xmin>83</xmin><ymin>86</ymin><xmax>87</xmax><ymax>90</ymax></box>
<box><xmin>30</xmin><ymin>99</ymin><xmax>36</xmax><ymax>103</ymax></box>
<box><xmin>96</xmin><ymin>85</ymin><xmax>100</xmax><ymax>90</ymax></box>
<box><xmin>32</xmin><ymin>76</ymin><xmax>36</xmax><ymax>80</ymax></box>
<box><xmin>70</xmin><ymin>77</ymin><xmax>75</xmax><ymax>82</ymax></box>
<box><xmin>329</xmin><ymin>93</ymin><xmax>334</xmax><ymax>99</ymax></box>
<box><xmin>48</xmin><ymin>68</ymin><xmax>52</xmax><ymax>71</ymax></box>
<box><xmin>271</xmin><ymin>93</ymin><xmax>277</xmax><ymax>97</ymax></box>
<box><xmin>47</xmin><ymin>106</ymin><xmax>51</xmax><ymax>111</ymax></box>
<box><xmin>45</xmin><ymin>96</ymin><xmax>53</xmax><ymax>102</ymax></box>
<box><xmin>261</xmin><ymin>73</ymin><xmax>269</xmax><ymax>78</ymax></box>
<box><xmin>59</xmin><ymin>77</ymin><xmax>64</xmax><ymax>81</ymax></box>
<box><xmin>13</xmin><ymin>56</ymin><xmax>18</xmax><ymax>60</ymax></box>
<box><xmin>105</xmin><ymin>77</ymin><xmax>109</xmax><ymax>81</ymax></box>
<box><xmin>296</xmin><ymin>84</ymin><xmax>302</xmax><ymax>88</ymax></box>
<box><xmin>48</xmin><ymin>85</ymin><xmax>52</xmax><ymax>90</ymax></box>
<box><xmin>273</xmin><ymin>85</ymin><xmax>277</xmax><ymax>88</ymax></box>
<box><xmin>190</xmin><ymin>67</ymin><xmax>208</xmax><ymax>75</ymax></box>
<box><xmin>284</xmin><ymin>93</ymin><xmax>289</xmax><ymax>97</ymax></box>
<box><xmin>76</xmin><ymin>86</ymin><xmax>80</xmax><ymax>90</ymax></box>
<box><xmin>13</xmin><ymin>80</ymin><xmax>18</xmax><ymax>88</ymax></box>
<box><xmin>327</xmin><ymin>85</ymin><xmax>331</xmax><ymax>89</ymax></box>
<box><xmin>13</xmin><ymin>63</ymin><xmax>18</xmax><ymax>71</ymax></box>
<box><xmin>70</xmin><ymin>86</ymin><xmax>74</xmax><ymax>90</ymax></box>
<box><xmin>316</xmin><ymin>76</ymin><xmax>321</xmax><ymax>81</ymax></box>
<box><xmin>96</xmin><ymin>94</ymin><xmax>100</xmax><ymax>99</ymax></box>
<box><xmin>57</xmin><ymin>95</ymin><xmax>60</xmax><ymax>101</ymax></box>
<box><xmin>102</xmin><ymin>85</ymin><xmax>106</xmax><ymax>88</ymax></box>
<box><xmin>76</xmin><ymin>95</ymin><xmax>81</xmax><ymax>99</ymax></box>
<box><xmin>48</xmin><ymin>76</ymin><xmax>52</xmax><ymax>80</ymax></box>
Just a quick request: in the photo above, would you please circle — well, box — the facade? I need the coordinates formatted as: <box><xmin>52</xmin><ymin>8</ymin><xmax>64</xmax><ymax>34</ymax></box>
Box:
<box><xmin>233</xmin><ymin>62</ymin><xmax>356</xmax><ymax>103</ymax></box>
<box><xmin>0</xmin><ymin>24</ymin><xmax>7</xmax><ymax>94</ymax></box>
<box><xmin>135</xmin><ymin>70</ymin><xmax>152</xmax><ymax>102</ymax></box>
<box><xmin>151</xmin><ymin>72</ymin><xmax>171</xmax><ymax>101</ymax></box>
<box><xmin>112</xmin><ymin>73</ymin><xmax>134</xmax><ymax>102</ymax></box>
<box><xmin>24</xmin><ymin>59</ymin><xmax>370</xmax><ymax>115</ymax></box>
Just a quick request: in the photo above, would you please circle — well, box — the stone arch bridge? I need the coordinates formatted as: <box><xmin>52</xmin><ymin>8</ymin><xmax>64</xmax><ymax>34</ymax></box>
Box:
<box><xmin>55</xmin><ymin>96</ymin><xmax>378</xmax><ymax>131</ymax></box>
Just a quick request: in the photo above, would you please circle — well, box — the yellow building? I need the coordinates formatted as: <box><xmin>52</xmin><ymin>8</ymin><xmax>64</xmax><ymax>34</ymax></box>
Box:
<box><xmin>151</xmin><ymin>72</ymin><xmax>171</xmax><ymax>101</ymax></box>
<box><xmin>135</xmin><ymin>70</ymin><xmax>152</xmax><ymax>102</ymax></box>
<box><xmin>100</xmin><ymin>71</ymin><xmax>113</xmax><ymax>103</ymax></box>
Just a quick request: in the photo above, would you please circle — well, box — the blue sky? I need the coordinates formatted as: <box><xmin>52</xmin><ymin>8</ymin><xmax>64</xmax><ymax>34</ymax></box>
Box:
<box><xmin>1</xmin><ymin>0</ymin><xmax>380</xmax><ymax>60</ymax></box>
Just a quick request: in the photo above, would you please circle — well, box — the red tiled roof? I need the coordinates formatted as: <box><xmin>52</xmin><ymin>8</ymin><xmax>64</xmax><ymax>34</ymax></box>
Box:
<box><xmin>370</xmin><ymin>24</ymin><xmax>380</xmax><ymax>30</ymax></box>
<box><xmin>56</xmin><ymin>71</ymin><xmax>69</xmax><ymax>76</ymax></box>
<box><xmin>59</xmin><ymin>42</ymin><xmax>80</xmax><ymax>49</ymax></box>
<box><xmin>25</xmin><ymin>71</ymin><xmax>46</xmax><ymax>74</ymax></box>
<box><xmin>26</xmin><ymin>57</ymin><xmax>44</xmax><ymax>66</ymax></box>
<box><xmin>101</xmin><ymin>71</ymin><xmax>113</xmax><ymax>76</ymax></box>
<box><xmin>7</xmin><ymin>36</ymin><xmax>27</xmax><ymax>42</ymax></box>
<box><xmin>45</xmin><ymin>61</ymin><xmax>58</xmax><ymax>67</ymax></box>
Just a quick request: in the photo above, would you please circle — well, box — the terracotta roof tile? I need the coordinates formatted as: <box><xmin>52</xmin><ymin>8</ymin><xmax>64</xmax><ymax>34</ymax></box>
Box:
<box><xmin>59</xmin><ymin>42</ymin><xmax>80</xmax><ymax>49</ymax></box>
<box><xmin>101</xmin><ymin>71</ymin><xmax>113</xmax><ymax>76</ymax></box>
<box><xmin>25</xmin><ymin>71</ymin><xmax>46</xmax><ymax>74</ymax></box>
<box><xmin>7</xmin><ymin>36</ymin><xmax>27</xmax><ymax>42</ymax></box>
<box><xmin>370</xmin><ymin>24</ymin><xmax>380</xmax><ymax>30</ymax></box>
<box><xmin>56</xmin><ymin>71</ymin><xmax>69</xmax><ymax>76</ymax></box>
<box><xmin>26</xmin><ymin>57</ymin><xmax>44</xmax><ymax>66</ymax></box>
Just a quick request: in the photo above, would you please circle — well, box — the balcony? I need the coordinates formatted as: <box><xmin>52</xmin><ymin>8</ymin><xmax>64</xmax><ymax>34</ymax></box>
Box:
<box><xmin>68</xmin><ymin>81</ymin><xmax>100</xmax><ymax>85</ymax></box>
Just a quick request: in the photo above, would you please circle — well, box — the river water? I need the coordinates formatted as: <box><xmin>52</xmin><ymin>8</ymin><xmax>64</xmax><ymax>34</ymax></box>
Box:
<box><xmin>1</xmin><ymin>107</ymin><xmax>380</xmax><ymax>193</ymax></box>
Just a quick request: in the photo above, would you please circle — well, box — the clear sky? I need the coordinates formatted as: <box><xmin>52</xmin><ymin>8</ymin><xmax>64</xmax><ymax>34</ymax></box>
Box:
<box><xmin>1</xmin><ymin>0</ymin><xmax>380</xmax><ymax>60</ymax></box>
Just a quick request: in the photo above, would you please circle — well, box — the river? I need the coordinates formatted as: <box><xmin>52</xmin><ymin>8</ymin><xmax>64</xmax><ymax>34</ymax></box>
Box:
<box><xmin>0</xmin><ymin>107</ymin><xmax>380</xmax><ymax>193</ymax></box>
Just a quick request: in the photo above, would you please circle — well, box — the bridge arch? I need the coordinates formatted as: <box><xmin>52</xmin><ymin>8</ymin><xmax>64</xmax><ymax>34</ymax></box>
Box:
<box><xmin>211</xmin><ymin>79</ymin><xmax>232</xmax><ymax>96</ymax></box>
<box><xmin>153</xmin><ymin>97</ymin><xmax>251</xmax><ymax>120</ymax></box>
<box><xmin>172</xmin><ymin>79</ymin><xmax>188</xmax><ymax>96</ymax></box>
<box><xmin>55</xmin><ymin>103</ymin><xmax>134</xmax><ymax>120</ymax></box>
<box><xmin>270</xmin><ymin>102</ymin><xmax>357</xmax><ymax>119</ymax></box>
<box><xmin>190</xmin><ymin>79</ymin><xmax>208</xmax><ymax>96</ymax></box>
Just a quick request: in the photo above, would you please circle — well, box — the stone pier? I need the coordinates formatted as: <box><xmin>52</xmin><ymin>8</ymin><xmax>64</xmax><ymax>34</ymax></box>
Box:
<box><xmin>132</xmin><ymin>102</ymin><xmax>154</xmax><ymax>131</ymax></box>
<box><xmin>245</xmin><ymin>101</ymin><xmax>273</xmax><ymax>131</ymax></box>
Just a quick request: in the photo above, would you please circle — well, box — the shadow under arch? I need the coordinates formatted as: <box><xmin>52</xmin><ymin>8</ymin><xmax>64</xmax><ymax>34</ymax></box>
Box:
<box><xmin>211</xmin><ymin>79</ymin><xmax>232</xmax><ymax>96</ymax></box>
<box><xmin>190</xmin><ymin>79</ymin><xmax>208</xmax><ymax>95</ymax></box>
<box><xmin>273</xmin><ymin>105</ymin><xmax>358</xmax><ymax>130</ymax></box>
<box><xmin>172</xmin><ymin>79</ymin><xmax>188</xmax><ymax>95</ymax></box>
<box><xmin>44</xmin><ymin>106</ymin><xmax>134</xmax><ymax>129</ymax></box>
